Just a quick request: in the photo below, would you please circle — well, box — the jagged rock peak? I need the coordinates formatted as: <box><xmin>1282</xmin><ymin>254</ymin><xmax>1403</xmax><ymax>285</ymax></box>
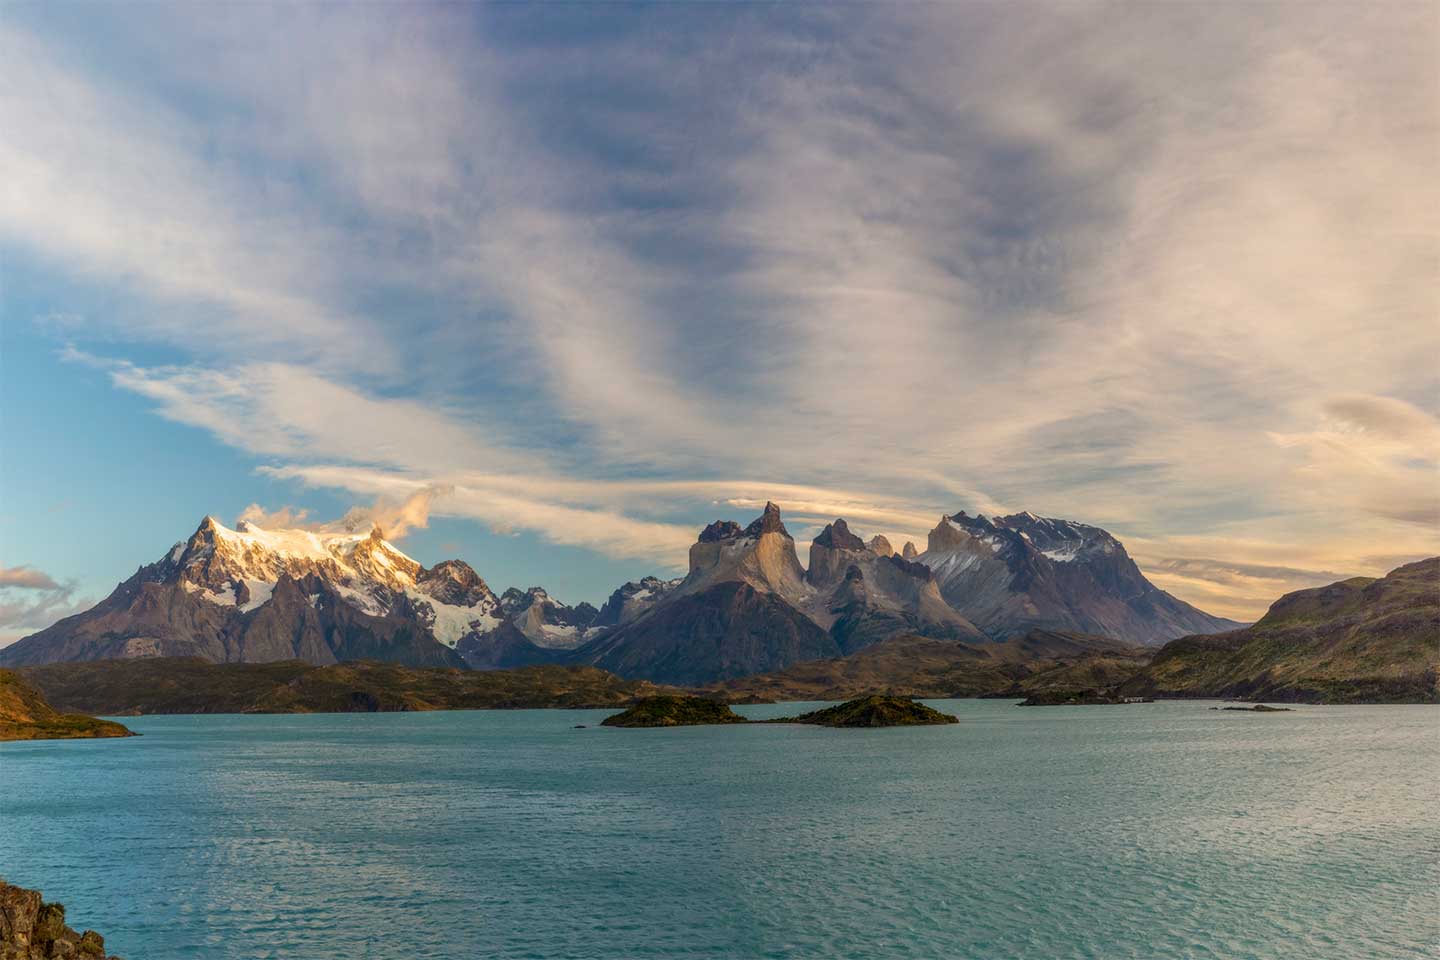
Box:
<box><xmin>813</xmin><ymin>518</ymin><xmax>865</xmax><ymax>551</ymax></box>
<box><xmin>867</xmin><ymin>535</ymin><xmax>894</xmax><ymax>557</ymax></box>
<box><xmin>743</xmin><ymin>501</ymin><xmax>790</xmax><ymax>539</ymax></box>
<box><xmin>948</xmin><ymin>510</ymin><xmax>997</xmax><ymax>533</ymax></box>
<box><xmin>501</xmin><ymin>586</ymin><xmax>553</xmax><ymax>613</ymax></box>
<box><xmin>886</xmin><ymin>553</ymin><xmax>934</xmax><ymax>580</ymax></box>
<box><xmin>697</xmin><ymin>520</ymin><xmax>745</xmax><ymax>543</ymax></box>
<box><xmin>417</xmin><ymin>559</ymin><xmax>495</xmax><ymax>608</ymax></box>
<box><xmin>901</xmin><ymin>541</ymin><xmax>919</xmax><ymax>559</ymax></box>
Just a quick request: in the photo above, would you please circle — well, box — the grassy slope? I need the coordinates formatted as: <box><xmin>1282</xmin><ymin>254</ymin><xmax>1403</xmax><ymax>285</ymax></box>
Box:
<box><xmin>1120</xmin><ymin>558</ymin><xmax>1439</xmax><ymax>703</ymax></box>
<box><xmin>599</xmin><ymin>695</ymin><xmax>747</xmax><ymax>727</ymax></box>
<box><xmin>706</xmin><ymin>633</ymin><xmax>1151</xmax><ymax>701</ymax></box>
<box><xmin>18</xmin><ymin>657</ymin><xmax>679</xmax><ymax>715</ymax></box>
<box><xmin>0</xmin><ymin>668</ymin><xmax>135</xmax><ymax>741</ymax></box>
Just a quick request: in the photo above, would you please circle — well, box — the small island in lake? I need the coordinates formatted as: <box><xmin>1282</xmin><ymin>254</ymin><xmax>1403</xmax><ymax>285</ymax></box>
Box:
<box><xmin>601</xmin><ymin>694</ymin><xmax>960</xmax><ymax>728</ymax></box>
<box><xmin>0</xmin><ymin>669</ymin><xmax>134</xmax><ymax>742</ymax></box>
<box><xmin>1219</xmin><ymin>704</ymin><xmax>1293</xmax><ymax>712</ymax></box>
<box><xmin>600</xmin><ymin>695</ymin><xmax>748</xmax><ymax>727</ymax></box>
<box><xmin>777</xmin><ymin>695</ymin><xmax>959</xmax><ymax>727</ymax></box>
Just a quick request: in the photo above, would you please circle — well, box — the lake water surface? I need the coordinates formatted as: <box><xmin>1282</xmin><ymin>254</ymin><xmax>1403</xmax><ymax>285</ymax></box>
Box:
<box><xmin>2</xmin><ymin>699</ymin><xmax>1436</xmax><ymax>959</ymax></box>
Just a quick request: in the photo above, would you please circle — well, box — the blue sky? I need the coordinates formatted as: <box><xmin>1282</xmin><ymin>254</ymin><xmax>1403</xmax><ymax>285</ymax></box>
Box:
<box><xmin>1</xmin><ymin>1</ymin><xmax>1437</xmax><ymax>640</ymax></box>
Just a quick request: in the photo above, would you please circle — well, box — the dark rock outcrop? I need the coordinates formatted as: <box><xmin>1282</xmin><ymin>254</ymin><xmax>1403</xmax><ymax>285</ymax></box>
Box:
<box><xmin>600</xmin><ymin>695</ymin><xmax>746</xmax><ymax>727</ymax></box>
<box><xmin>697</xmin><ymin>520</ymin><xmax>744</xmax><ymax>543</ymax></box>
<box><xmin>416</xmin><ymin>560</ymin><xmax>496</xmax><ymax>608</ymax></box>
<box><xmin>777</xmin><ymin>694</ymin><xmax>959</xmax><ymax>727</ymax></box>
<box><xmin>812</xmin><ymin>518</ymin><xmax>866</xmax><ymax>552</ymax></box>
<box><xmin>743</xmin><ymin>501</ymin><xmax>789</xmax><ymax>538</ymax></box>
<box><xmin>0</xmin><ymin>880</ymin><xmax>121</xmax><ymax>959</ymax></box>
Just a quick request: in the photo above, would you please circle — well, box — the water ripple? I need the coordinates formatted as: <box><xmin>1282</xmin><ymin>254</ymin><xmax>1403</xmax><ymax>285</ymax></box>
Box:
<box><xmin>1</xmin><ymin>702</ymin><xmax>1436</xmax><ymax>959</ymax></box>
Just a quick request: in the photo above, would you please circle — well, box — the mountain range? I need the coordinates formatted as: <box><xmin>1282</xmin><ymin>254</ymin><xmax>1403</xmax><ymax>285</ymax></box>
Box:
<box><xmin>0</xmin><ymin>503</ymin><xmax>1241</xmax><ymax>683</ymax></box>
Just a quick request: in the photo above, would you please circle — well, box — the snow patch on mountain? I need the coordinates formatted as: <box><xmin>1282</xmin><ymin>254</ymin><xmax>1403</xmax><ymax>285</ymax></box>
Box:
<box><xmin>410</xmin><ymin>589</ymin><xmax>503</xmax><ymax>648</ymax></box>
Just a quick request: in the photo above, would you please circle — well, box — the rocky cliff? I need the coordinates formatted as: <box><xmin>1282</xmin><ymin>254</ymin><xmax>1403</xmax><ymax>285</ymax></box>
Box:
<box><xmin>0</xmin><ymin>880</ymin><xmax>120</xmax><ymax>959</ymax></box>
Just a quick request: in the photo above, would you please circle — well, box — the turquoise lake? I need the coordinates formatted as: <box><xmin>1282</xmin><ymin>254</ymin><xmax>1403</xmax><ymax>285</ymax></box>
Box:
<box><xmin>2</xmin><ymin>699</ymin><xmax>1437</xmax><ymax>959</ymax></box>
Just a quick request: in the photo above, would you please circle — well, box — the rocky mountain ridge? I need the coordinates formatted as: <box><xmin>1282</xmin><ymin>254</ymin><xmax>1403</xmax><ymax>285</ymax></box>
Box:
<box><xmin>2</xmin><ymin>503</ymin><xmax>1243</xmax><ymax>684</ymax></box>
<box><xmin>916</xmin><ymin>510</ymin><xmax>1240</xmax><ymax>644</ymax></box>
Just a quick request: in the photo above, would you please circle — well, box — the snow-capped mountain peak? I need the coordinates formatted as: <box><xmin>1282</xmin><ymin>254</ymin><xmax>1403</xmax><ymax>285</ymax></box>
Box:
<box><xmin>171</xmin><ymin>516</ymin><xmax>423</xmax><ymax>600</ymax></box>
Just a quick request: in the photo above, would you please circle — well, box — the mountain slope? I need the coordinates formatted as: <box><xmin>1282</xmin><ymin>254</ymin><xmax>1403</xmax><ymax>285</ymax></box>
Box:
<box><xmin>571</xmin><ymin>504</ymin><xmax>841</xmax><ymax>684</ymax></box>
<box><xmin>808</xmin><ymin>518</ymin><xmax>984</xmax><ymax>651</ymax></box>
<box><xmin>16</xmin><ymin>657</ymin><xmax>679</xmax><ymax>714</ymax></box>
<box><xmin>0</xmin><ymin>668</ymin><xmax>134</xmax><ymax>740</ymax></box>
<box><xmin>916</xmin><ymin>511</ymin><xmax>1240</xmax><ymax>644</ymax></box>
<box><xmin>0</xmin><ymin>517</ymin><xmax>482</xmax><ymax>668</ymax></box>
<box><xmin>1119</xmin><ymin>558</ymin><xmax>1440</xmax><ymax>703</ymax></box>
<box><xmin>708</xmin><ymin>631</ymin><xmax>1149</xmax><ymax>701</ymax></box>
<box><xmin>574</xmin><ymin>580</ymin><xmax>838</xmax><ymax>685</ymax></box>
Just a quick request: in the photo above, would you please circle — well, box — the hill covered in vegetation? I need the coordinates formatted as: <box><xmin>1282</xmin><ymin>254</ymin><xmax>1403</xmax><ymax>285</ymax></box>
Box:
<box><xmin>0</xmin><ymin>669</ymin><xmax>134</xmax><ymax>741</ymax></box>
<box><xmin>1120</xmin><ymin>559</ymin><xmax>1439</xmax><ymax>703</ymax></box>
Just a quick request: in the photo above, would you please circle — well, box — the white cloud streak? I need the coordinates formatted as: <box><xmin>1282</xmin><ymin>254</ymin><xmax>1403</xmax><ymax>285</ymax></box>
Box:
<box><xmin>6</xmin><ymin>3</ymin><xmax>1437</xmax><ymax>619</ymax></box>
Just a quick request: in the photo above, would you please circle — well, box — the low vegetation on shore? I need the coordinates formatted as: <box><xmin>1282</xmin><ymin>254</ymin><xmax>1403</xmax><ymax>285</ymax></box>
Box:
<box><xmin>599</xmin><ymin>695</ymin><xmax>747</xmax><ymax>727</ymax></box>
<box><xmin>17</xmin><ymin>658</ymin><xmax>678</xmax><ymax>715</ymax></box>
<box><xmin>0</xmin><ymin>670</ymin><xmax>134</xmax><ymax>742</ymax></box>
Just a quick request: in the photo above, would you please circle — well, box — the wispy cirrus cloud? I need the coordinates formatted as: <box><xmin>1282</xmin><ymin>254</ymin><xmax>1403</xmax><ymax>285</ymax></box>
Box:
<box><xmin>4</xmin><ymin>3</ymin><xmax>1437</xmax><ymax>619</ymax></box>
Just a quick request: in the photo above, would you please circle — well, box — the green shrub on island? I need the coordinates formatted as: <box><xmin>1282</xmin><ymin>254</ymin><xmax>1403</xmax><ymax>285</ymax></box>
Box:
<box><xmin>777</xmin><ymin>695</ymin><xmax>959</xmax><ymax>727</ymax></box>
<box><xmin>600</xmin><ymin>695</ymin><xmax>748</xmax><ymax>727</ymax></box>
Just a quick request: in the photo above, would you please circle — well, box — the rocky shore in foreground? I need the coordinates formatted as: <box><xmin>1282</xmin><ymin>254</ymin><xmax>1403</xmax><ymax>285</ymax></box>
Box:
<box><xmin>0</xmin><ymin>880</ymin><xmax>121</xmax><ymax>959</ymax></box>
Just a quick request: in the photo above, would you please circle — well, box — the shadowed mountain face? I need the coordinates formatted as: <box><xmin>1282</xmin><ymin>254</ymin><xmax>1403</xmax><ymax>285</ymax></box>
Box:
<box><xmin>573</xmin><ymin>580</ymin><xmax>838</xmax><ymax>686</ymax></box>
<box><xmin>1119</xmin><ymin>558</ymin><xmax>1440</xmax><ymax>703</ymax></box>
<box><xmin>915</xmin><ymin>511</ymin><xmax>1241</xmax><ymax>645</ymax></box>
